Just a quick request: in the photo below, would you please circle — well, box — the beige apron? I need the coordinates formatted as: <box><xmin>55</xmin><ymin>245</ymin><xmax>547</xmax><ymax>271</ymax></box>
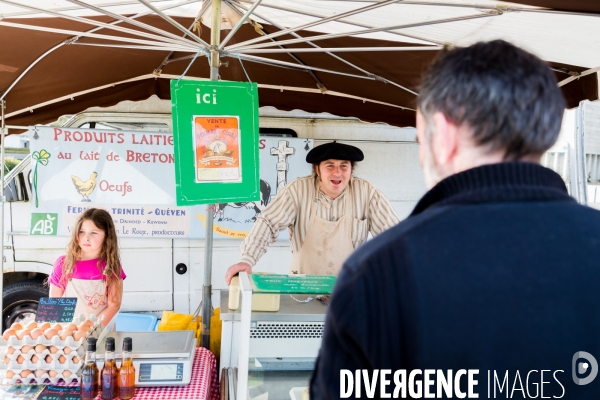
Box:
<box><xmin>290</xmin><ymin>184</ymin><xmax>355</xmax><ymax>276</ymax></box>
<box><xmin>64</xmin><ymin>277</ymin><xmax>108</xmax><ymax>318</ymax></box>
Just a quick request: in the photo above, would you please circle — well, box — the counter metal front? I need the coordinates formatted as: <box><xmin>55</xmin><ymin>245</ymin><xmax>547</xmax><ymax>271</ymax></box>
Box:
<box><xmin>220</xmin><ymin>273</ymin><xmax>329</xmax><ymax>400</ymax></box>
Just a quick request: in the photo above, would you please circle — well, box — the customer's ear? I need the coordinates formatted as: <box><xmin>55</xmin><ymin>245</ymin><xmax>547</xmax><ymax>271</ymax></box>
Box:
<box><xmin>431</xmin><ymin>112</ymin><xmax>459</xmax><ymax>167</ymax></box>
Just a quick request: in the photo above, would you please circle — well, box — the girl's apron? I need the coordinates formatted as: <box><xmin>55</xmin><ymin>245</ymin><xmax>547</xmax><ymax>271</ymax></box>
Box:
<box><xmin>290</xmin><ymin>184</ymin><xmax>355</xmax><ymax>276</ymax></box>
<box><xmin>64</xmin><ymin>278</ymin><xmax>108</xmax><ymax>318</ymax></box>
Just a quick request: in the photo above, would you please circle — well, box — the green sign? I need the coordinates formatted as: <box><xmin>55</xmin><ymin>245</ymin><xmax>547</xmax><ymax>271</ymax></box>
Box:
<box><xmin>30</xmin><ymin>213</ymin><xmax>58</xmax><ymax>235</ymax></box>
<box><xmin>171</xmin><ymin>80</ymin><xmax>260</xmax><ymax>205</ymax></box>
<box><xmin>251</xmin><ymin>273</ymin><xmax>337</xmax><ymax>294</ymax></box>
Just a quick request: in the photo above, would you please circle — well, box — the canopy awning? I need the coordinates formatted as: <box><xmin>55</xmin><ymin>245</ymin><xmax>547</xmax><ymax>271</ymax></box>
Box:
<box><xmin>0</xmin><ymin>0</ymin><xmax>598</xmax><ymax>133</ymax></box>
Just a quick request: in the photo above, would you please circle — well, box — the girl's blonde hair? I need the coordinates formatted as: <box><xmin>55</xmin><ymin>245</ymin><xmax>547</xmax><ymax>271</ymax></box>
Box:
<box><xmin>61</xmin><ymin>208</ymin><xmax>122</xmax><ymax>299</ymax></box>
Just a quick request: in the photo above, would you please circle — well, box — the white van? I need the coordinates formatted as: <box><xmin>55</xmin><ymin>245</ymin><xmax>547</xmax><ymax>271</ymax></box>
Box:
<box><xmin>1</xmin><ymin>96</ymin><xmax>425</xmax><ymax>327</ymax></box>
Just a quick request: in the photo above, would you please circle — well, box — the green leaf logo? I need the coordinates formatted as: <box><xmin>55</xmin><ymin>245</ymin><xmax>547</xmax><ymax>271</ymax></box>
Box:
<box><xmin>32</xmin><ymin>149</ymin><xmax>51</xmax><ymax>208</ymax></box>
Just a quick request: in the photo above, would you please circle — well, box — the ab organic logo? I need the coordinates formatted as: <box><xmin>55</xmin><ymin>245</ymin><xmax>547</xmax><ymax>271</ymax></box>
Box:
<box><xmin>30</xmin><ymin>213</ymin><xmax>58</xmax><ymax>235</ymax></box>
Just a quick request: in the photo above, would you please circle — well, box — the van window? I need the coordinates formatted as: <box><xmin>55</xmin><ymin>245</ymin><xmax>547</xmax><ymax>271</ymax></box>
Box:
<box><xmin>77</xmin><ymin>122</ymin><xmax>171</xmax><ymax>132</ymax></box>
<box><xmin>259</xmin><ymin>128</ymin><xmax>297</xmax><ymax>137</ymax></box>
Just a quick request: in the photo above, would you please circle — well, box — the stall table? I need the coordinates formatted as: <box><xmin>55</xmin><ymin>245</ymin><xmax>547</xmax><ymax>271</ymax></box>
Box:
<box><xmin>0</xmin><ymin>347</ymin><xmax>219</xmax><ymax>400</ymax></box>
<box><xmin>122</xmin><ymin>347</ymin><xmax>219</xmax><ymax>400</ymax></box>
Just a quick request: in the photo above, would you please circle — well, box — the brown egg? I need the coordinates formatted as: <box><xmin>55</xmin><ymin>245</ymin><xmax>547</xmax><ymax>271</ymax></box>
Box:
<box><xmin>44</xmin><ymin>328</ymin><xmax>57</xmax><ymax>340</ymax></box>
<box><xmin>31</xmin><ymin>355</ymin><xmax>39</xmax><ymax>363</ymax></box>
<box><xmin>72</xmin><ymin>356</ymin><xmax>80</xmax><ymax>363</ymax></box>
<box><xmin>2</xmin><ymin>329</ymin><xmax>17</xmax><ymax>340</ymax></box>
<box><xmin>7</xmin><ymin>347</ymin><xmax>15</xmax><ymax>355</ymax></box>
<box><xmin>22</xmin><ymin>344</ymin><xmax>34</xmax><ymax>352</ymax></box>
<box><xmin>63</xmin><ymin>370</ymin><xmax>72</xmax><ymax>378</ymax></box>
<box><xmin>29</xmin><ymin>328</ymin><xmax>43</xmax><ymax>340</ymax></box>
<box><xmin>73</xmin><ymin>330</ymin><xmax>86</xmax><ymax>341</ymax></box>
<box><xmin>63</xmin><ymin>346</ymin><xmax>72</xmax><ymax>355</ymax></box>
<box><xmin>58</xmin><ymin>355</ymin><xmax>66</xmax><ymax>364</ymax></box>
<box><xmin>59</xmin><ymin>330</ymin><xmax>73</xmax><ymax>340</ymax></box>
<box><xmin>35</xmin><ymin>344</ymin><xmax>46</xmax><ymax>353</ymax></box>
<box><xmin>45</xmin><ymin>355</ymin><xmax>53</xmax><ymax>363</ymax></box>
<box><xmin>48</xmin><ymin>370</ymin><xmax>58</xmax><ymax>377</ymax></box>
<box><xmin>77</xmin><ymin>324</ymin><xmax>91</xmax><ymax>333</ymax></box>
<box><xmin>16</xmin><ymin>355</ymin><xmax>25</xmax><ymax>364</ymax></box>
<box><xmin>3</xmin><ymin>356</ymin><xmax>9</xmax><ymax>364</ymax></box>
<box><xmin>65</xmin><ymin>323</ymin><xmax>78</xmax><ymax>331</ymax></box>
<box><xmin>16</xmin><ymin>329</ymin><xmax>30</xmax><ymax>340</ymax></box>
<box><xmin>5</xmin><ymin>370</ymin><xmax>14</xmax><ymax>379</ymax></box>
<box><xmin>51</xmin><ymin>323</ymin><xmax>62</xmax><ymax>331</ymax></box>
<box><xmin>38</xmin><ymin>322</ymin><xmax>51</xmax><ymax>331</ymax></box>
<box><xmin>49</xmin><ymin>345</ymin><xmax>58</xmax><ymax>354</ymax></box>
<box><xmin>10</xmin><ymin>323</ymin><xmax>22</xmax><ymax>331</ymax></box>
<box><xmin>81</xmin><ymin>319</ymin><xmax>94</xmax><ymax>328</ymax></box>
<box><xmin>20</xmin><ymin>369</ymin><xmax>31</xmax><ymax>378</ymax></box>
<box><xmin>24</xmin><ymin>321</ymin><xmax>37</xmax><ymax>330</ymax></box>
<box><xmin>35</xmin><ymin>369</ymin><xmax>47</xmax><ymax>378</ymax></box>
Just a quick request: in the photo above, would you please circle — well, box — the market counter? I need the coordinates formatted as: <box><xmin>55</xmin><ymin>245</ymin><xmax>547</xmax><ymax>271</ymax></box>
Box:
<box><xmin>0</xmin><ymin>347</ymin><xmax>219</xmax><ymax>400</ymax></box>
<box><xmin>220</xmin><ymin>291</ymin><xmax>328</xmax><ymax>321</ymax></box>
<box><xmin>220</xmin><ymin>284</ymin><xmax>329</xmax><ymax>400</ymax></box>
<box><xmin>219</xmin><ymin>291</ymin><xmax>328</xmax><ymax>370</ymax></box>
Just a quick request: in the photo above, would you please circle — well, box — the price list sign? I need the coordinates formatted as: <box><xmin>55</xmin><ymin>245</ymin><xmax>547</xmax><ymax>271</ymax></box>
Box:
<box><xmin>35</xmin><ymin>297</ymin><xmax>77</xmax><ymax>323</ymax></box>
<box><xmin>251</xmin><ymin>274</ymin><xmax>337</xmax><ymax>294</ymax></box>
<box><xmin>37</xmin><ymin>385</ymin><xmax>81</xmax><ymax>400</ymax></box>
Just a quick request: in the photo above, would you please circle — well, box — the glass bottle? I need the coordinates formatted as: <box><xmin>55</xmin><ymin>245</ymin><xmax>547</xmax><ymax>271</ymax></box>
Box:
<box><xmin>101</xmin><ymin>337</ymin><xmax>118</xmax><ymax>400</ymax></box>
<box><xmin>81</xmin><ymin>337</ymin><xmax>99</xmax><ymax>400</ymax></box>
<box><xmin>118</xmin><ymin>337</ymin><xmax>135</xmax><ymax>400</ymax></box>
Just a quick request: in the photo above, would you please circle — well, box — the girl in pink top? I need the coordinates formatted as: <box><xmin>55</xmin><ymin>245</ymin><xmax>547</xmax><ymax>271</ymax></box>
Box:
<box><xmin>49</xmin><ymin>208</ymin><xmax>126</xmax><ymax>326</ymax></box>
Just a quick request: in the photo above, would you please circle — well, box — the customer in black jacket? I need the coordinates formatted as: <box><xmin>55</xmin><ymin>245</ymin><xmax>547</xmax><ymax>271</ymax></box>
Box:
<box><xmin>311</xmin><ymin>40</ymin><xmax>600</xmax><ymax>399</ymax></box>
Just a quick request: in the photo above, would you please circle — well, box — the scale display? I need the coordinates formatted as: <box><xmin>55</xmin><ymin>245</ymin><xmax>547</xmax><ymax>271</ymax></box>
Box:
<box><xmin>139</xmin><ymin>363</ymin><xmax>184</xmax><ymax>382</ymax></box>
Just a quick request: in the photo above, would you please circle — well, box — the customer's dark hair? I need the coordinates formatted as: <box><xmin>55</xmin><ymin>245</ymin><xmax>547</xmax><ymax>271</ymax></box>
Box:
<box><xmin>417</xmin><ymin>40</ymin><xmax>566</xmax><ymax>160</ymax></box>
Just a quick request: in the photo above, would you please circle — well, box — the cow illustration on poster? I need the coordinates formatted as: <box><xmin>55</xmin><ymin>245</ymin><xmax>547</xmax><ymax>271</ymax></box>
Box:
<box><xmin>214</xmin><ymin>179</ymin><xmax>271</xmax><ymax>223</ymax></box>
<box><xmin>212</xmin><ymin>138</ymin><xmax>312</xmax><ymax>230</ymax></box>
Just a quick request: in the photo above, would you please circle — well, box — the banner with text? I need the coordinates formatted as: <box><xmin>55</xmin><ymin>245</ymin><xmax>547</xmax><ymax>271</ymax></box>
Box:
<box><xmin>29</xmin><ymin>126</ymin><xmax>312</xmax><ymax>239</ymax></box>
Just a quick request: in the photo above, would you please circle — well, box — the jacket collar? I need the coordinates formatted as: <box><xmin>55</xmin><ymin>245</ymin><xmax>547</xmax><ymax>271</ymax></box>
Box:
<box><xmin>410</xmin><ymin>162</ymin><xmax>573</xmax><ymax>217</ymax></box>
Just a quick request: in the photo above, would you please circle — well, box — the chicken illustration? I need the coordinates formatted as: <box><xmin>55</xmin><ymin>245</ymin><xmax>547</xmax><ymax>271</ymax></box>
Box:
<box><xmin>71</xmin><ymin>172</ymin><xmax>98</xmax><ymax>202</ymax></box>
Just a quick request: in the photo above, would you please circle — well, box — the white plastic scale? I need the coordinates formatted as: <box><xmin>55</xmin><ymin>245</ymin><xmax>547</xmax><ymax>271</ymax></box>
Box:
<box><xmin>96</xmin><ymin>331</ymin><xmax>196</xmax><ymax>387</ymax></box>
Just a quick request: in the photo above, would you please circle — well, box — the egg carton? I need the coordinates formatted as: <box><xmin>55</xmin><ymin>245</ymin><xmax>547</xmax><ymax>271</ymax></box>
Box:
<box><xmin>72</xmin><ymin>314</ymin><xmax>104</xmax><ymax>337</ymax></box>
<box><xmin>3</xmin><ymin>322</ymin><xmax>102</xmax><ymax>350</ymax></box>
<box><xmin>4</xmin><ymin>345</ymin><xmax>84</xmax><ymax>360</ymax></box>
<box><xmin>4</xmin><ymin>346</ymin><xmax>51</xmax><ymax>362</ymax></box>
<box><xmin>72</xmin><ymin>314</ymin><xmax>104</xmax><ymax>326</ymax></box>
<box><xmin>4</xmin><ymin>334</ymin><xmax>87</xmax><ymax>350</ymax></box>
<box><xmin>3</xmin><ymin>370</ymin><xmax>80</xmax><ymax>385</ymax></box>
<box><xmin>5</xmin><ymin>351</ymin><xmax>83</xmax><ymax>371</ymax></box>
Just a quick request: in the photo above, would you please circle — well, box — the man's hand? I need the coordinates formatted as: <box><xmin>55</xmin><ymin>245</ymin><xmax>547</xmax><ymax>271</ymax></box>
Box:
<box><xmin>225</xmin><ymin>262</ymin><xmax>252</xmax><ymax>285</ymax></box>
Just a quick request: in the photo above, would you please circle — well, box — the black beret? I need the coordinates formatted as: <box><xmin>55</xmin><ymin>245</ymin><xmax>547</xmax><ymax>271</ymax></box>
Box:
<box><xmin>306</xmin><ymin>141</ymin><xmax>364</xmax><ymax>163</ymax></box>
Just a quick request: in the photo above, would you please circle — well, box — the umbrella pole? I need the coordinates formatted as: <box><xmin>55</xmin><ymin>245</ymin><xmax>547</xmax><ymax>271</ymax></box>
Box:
<box><xmin>210</xmin><ymin>0</ymin><xmax>221</xmax><ymax>81</ymax></box>
<box><xmin>201</xmin><ymin>0</ymin><xmax>222</xmax><ymax>350</ymax></box>
<box><xmin>0</xmin><ymin>99</ymin><xmax>6</xmax><ymax>333</ymax></box>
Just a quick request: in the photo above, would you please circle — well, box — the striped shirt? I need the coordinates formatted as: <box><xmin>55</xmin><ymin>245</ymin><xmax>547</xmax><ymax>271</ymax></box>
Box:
<box><xmin>240</xmin><ymin>175</ymin><xmax>400</xmax><ymax>267</ymax></box>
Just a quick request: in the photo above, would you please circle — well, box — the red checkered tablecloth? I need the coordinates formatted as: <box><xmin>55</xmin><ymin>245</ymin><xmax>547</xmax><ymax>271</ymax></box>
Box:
<box><xmin>132</xmin><ymin>347</ymin><xmax>218</xmax><ymax>400</ymax></box>
<box><xmin>51</xmin><ymin>347</ymin><xmax>219</xmax><ymax>400</ymax></box>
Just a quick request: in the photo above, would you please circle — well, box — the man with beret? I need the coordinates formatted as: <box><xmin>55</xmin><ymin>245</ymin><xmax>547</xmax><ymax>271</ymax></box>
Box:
<box><xmin>225</xmin><ymin>141</ymin><xmax>399</xmax><ymax>284</ymax></box>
